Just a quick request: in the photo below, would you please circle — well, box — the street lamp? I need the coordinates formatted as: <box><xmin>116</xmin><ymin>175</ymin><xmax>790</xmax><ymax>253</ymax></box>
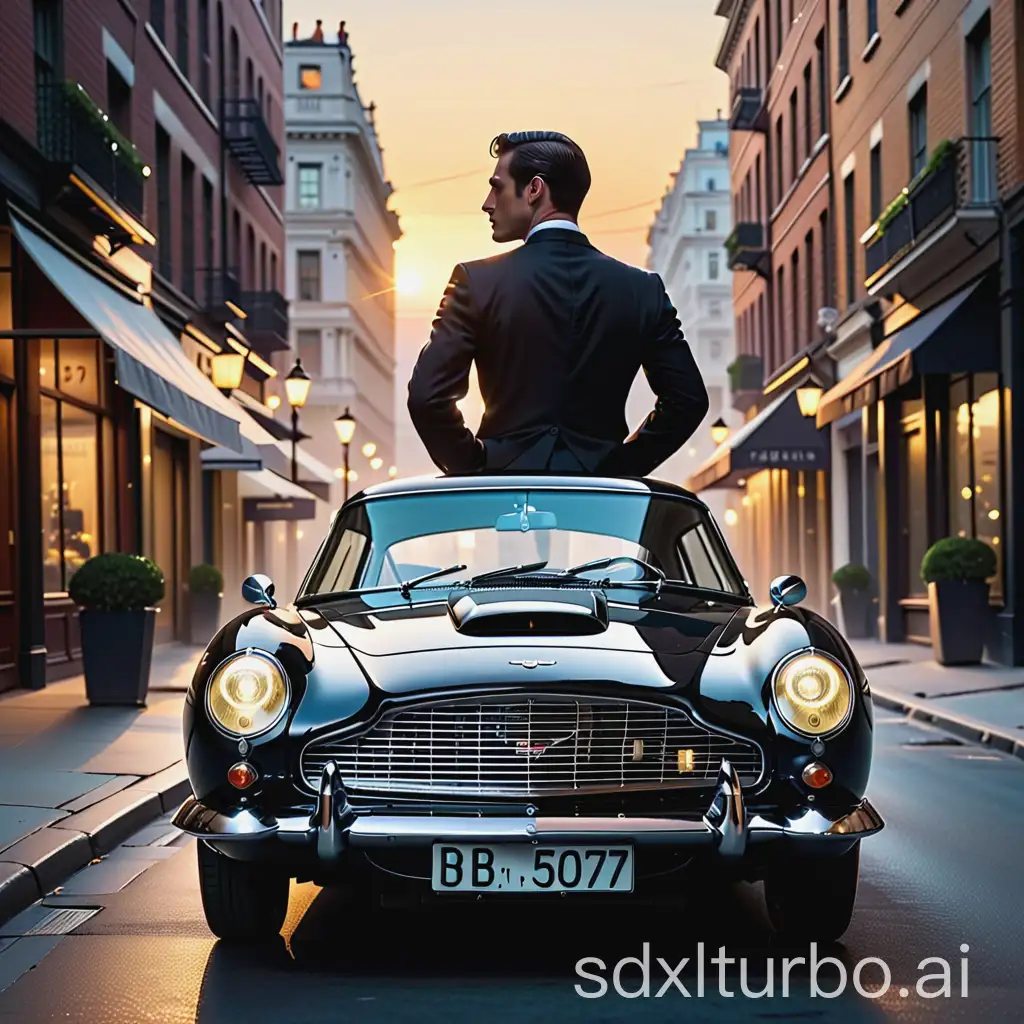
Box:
<box><xmin>710</xmin><ymin>417</ymin><xmax>730</xmax><ymax>446</ymax></box>
<box><xmin>211</xmin><ymin>351</ymin><xmax>246</xmax><ymax>394</ymax></box>
<box><xmin>334</xmin><ymin>407</ymin><xmax>357</xmax><ymax>502</ymax></box>
<box><xmin>285</xmin><ymin>358</ymin><xmax>312</xmax><ymax>484</ymax></box>
<box><xmin>796</xmin><ymin>384</ymin><xmax>824</xmax><ymax>418</ymax></box>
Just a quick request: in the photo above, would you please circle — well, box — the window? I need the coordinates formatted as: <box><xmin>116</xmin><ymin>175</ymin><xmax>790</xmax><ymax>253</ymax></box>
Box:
<box><xmin>198</xmin><ymin>0</ymin><xmax>210</xmax><ymax>105</ymax></box>
<box><xmin>232</xmin><ymin>209</ymin><xmax>241</xmax><ymax>276</ymax></box>
<box><xmin>774</xmin><ymin>116</ymin><xmax>784</xmax><ymax>204</ymax></box>
<box><xmin>805</xmin><ymin>229</ymin><xmax>815</xmax><ymax>345</ymax></box>
<box><xmin>156</xmin><ymin>125</ymin><xmax>172</xmax><ymax>280</ymax></box>
<box><xmin>820</xmin><ymin>208</ymin><xmax>832</xmax><ymax>307</ymax></box>
<box><xmin>775</xmin><ymin>265</ymin><xmax>785</xmax><ymax>370</ymax></box>
<box><xmin>843</xmin><ymin>172</ymin><xmax>856</xmax><ymax>307</ymax></box>
<box><xmin>867</xmin><ymin>0</ymin><xmax>878</xmax><ymax>40</ymax></box>
<box><xmin>869</xmin><ymin>142</ymin><xmax>883</xmax><ymax>222</ymax></box>
<box><xmin>803</xmin><ymin>62</ymin><xmax>812</xmax><ymax>158</ymax></box>
<box><xmin>710</xmin><ymin>339</ymin><xmax>722</xmax><ymax>360</ymax></box>
<box><xmin>909</xmin><ymin>86</ymin><xmax>928</xmax><ymax>176</ymax></box>
<box><xmin>39</xmin><ymin>339</ymin><xmax>111</xmax><ymax>594</ymax></box>
<box><xmin>754</xmin><ymin>153</ymin><xmax>762</xmax><ymax>220</ymax></box>
<box><xmin>765</xmin><ymin>1</ymin><xmax>773</xmax><ymax>70</ymax></box>
<box><xmin>151</xmin><ymin>0</ymin><xmax>165</xmax><ymax>40</ymax></box>
<box><xmin>229</xmin><ymin>28</ymin><xmax>239</xmax><ymax>99</ymax></box>
<box><xmin>775</xmin><ymin>0</ymin><xmax>783</xmax><ymax>62</ymax></box>
<box><xmin>176</xmin><ymin>0</ymin><xmax>189</xmax><ymax>77</ymax></box>
<box><xmin>706</xmin><ymin>176</ymin><xmax>717</xmax><ymax>192</ymax></box>
<box><xmin>968</xmin><ymin>17</ymin><xmax>994</xmax><ymax>201</ymax></box>
<box><xmin>298</xmin><ymin>164</ymin><xmax>322</xmax><ymax>209</ymax></box>
<box><xmin>246</xmin><ymin>224</ymin><xmax>255</xmax><ymax>289</ymax></box>
<box><xmin>708</xmin><ymin>251</ymin><xmax>720</xmax><ymax>280</ymax></box>
<box><xmin>270</xmin><ymin>251</ymin><xmax>278</xmax><ymax>290</ymax></box>
<box><xmin>105</xmin><ymin>61</ymin><xmax>131</xmax><ymax>137</ymax></box>
<box><xmin>201</xmin><ymin>177</ymin><xmax>214</xmax><ymax>279</ymax></box>
<box><xmin>300</xmin><ymin>65</ymin><xmax>322</xmax><ymax>90</ymax></box>
<box><xmin>816</xmin><ymin>30</ymin><xmax>828</xmax><ymax>134</ymax></box>
<box><xmin>754</xmin><ymin>18</ymin><xmax>761</xmax><ymax>86</ymax></box>
<box><xmin>949</xmin><ymin>373</ymin><xmax>1003</xmax><ymax>598</ymax></box>
<box><xmin>33</xmin><ymin>0</ymin><xmax>62</xmax><ymax>130</ymax></box>
<box><xmin>789</xmin><ymin>88</ymin><xmax>798</xmax><ymax>178</ymax></box>
<box><xmin>709</xmin><ymin>300</ymin><xmax>722</xmax><ymax>318</ymax></box>
<box><xmin>245</xmin><ymin>57</ymin><xmax>254</xmax><ymax>101</ymax></box>
<box><xmin>791</xmin><ymin>249</ymin><xmax>800</xmax><ymax>349</ymax></box>
<box><xmin>297</xmin><ymin>329</ymin><xmax>321</xmax><ymax>376</ymax></box>
<box><xmin>705</xmin><ymin>209</ymin><xmax>717</xmax><ymax>231</ymax></box>
<box><xmin>838</xmin><ymin>0</ymin><xmax>850</xmax><ymax>83</ymax></box>
<box><xmin>297</xmin><ymin>251</ymin><xmax>321</xmax><ymax>301</ymax></box>
<box><xmin>181</xmin><ymin>155</ymin><xmax>195</xmax><ymax>297</ymax></box>
<box><xmin>259</xmin><ymin>242</ymin><xmax>267</xmax><ymax>290</ymax></box>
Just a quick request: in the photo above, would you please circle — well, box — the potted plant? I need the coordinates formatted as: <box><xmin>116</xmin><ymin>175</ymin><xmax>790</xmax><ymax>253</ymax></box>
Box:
<box><xmin>189</xmin><ymin>563</ymin><xmax>224</xmax><ymax>645</ymax></box>
<box><xmin>920</xmin><ymin>537</ymin><xmax>996</xmax><ymax>666</ymax></box>
<box><xmin>68</xmin><ymin>552</ymin><xmax>165</xmax><ymax>705</ymax></box>
<box><xmin>832</xmin><ymin>563</ymin><xmax>873</xmax><ymax>639</ymax></box>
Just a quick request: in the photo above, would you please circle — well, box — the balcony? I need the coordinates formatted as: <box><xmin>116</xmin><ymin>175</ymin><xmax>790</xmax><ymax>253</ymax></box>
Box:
<box><xmin>199</xmin><ymin>267</ymin><xmax>244</xmax><ymax>320</ymax></box>
<box><xmin>730</xmin><ymin>87</ymin><xmax>767</xmax><ymax>132</ymax></box>
<box><xmin>863</xmin><ymin>137</ymin><xmax>1000</xmax><ymax>298</ymax></box>
<box><xmin>240</xmin><ymin>288</ymin><xmax>289</xmax><ymax>354</ymax></box>
<box><xmin>222</xmin><ymin>99</ymin><xmax>284</xmax><ymax>186</ymax></box>
<box><xmin>725</xmin><ymin>222</ymin><xmax>769</xmax><ymax>277</ymax></box>
<box><xmin>37</xmin><ymin>81</ymin><xmax>150</xmax><ymax>239</ymax></box>
<box><xmin>728</xmin><ymin>353</ymin><xmax>764</xmax><ymax>414</ymax></box>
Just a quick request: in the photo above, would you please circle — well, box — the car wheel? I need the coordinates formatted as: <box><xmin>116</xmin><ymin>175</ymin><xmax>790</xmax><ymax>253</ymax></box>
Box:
<box><xmin>197</xmin><ymin>840</ymin><xmax>290</xmax><ymax>941</ymax></box>
<box><xmin>764</xmin><ymin>843</ymin><xmax>860</xmax><ymax>943</ymax></box>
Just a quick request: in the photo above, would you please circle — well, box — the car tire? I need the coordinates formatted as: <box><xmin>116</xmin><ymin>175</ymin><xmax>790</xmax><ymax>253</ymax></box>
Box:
<box><xmin>197</xmin><ymin>840</ymin><xmax>290</xmax><ymax>941</ymax></box>
<box><xmin>764</xmin><ymin>843</ymin><xmax>860</xmax><ymax>943</ymax></box>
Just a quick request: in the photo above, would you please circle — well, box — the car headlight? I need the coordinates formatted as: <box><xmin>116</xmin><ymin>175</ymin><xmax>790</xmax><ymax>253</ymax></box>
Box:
<box><xmin>206</xmin><ymin>650</ymin><xmax>290</xmax><ymax>738</ymax></box>
<box><xmin>772</xmin><ymin>651</ymin><xmax>853</xmax><ymax>736</ymax></box>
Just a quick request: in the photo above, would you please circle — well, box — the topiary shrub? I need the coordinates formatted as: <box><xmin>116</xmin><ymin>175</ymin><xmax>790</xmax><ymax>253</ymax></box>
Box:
<box><xmin>832</xmin><ymin>563</ymin><xmax>872</xmax><ymax>592</ymax></box>
<box><xmin>68</xmin><ymin>553</ymin><xmax>165</xmax><ymax>611</ymax></box>
<box><xmin>920</xmin><ymin>537</ymin><xmax>996</xmax><ymax>584</ymax></box>
<box><xmin>189</xmin><ymin>563</ymin><xmax>224</xmax><ymax>595</ymax></box>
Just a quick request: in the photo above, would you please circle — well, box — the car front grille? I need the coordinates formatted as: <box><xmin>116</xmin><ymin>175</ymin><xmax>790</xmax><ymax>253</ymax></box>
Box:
<box><xmin>300</xmin><ymin>696</ymin><xmax>763</xmax><ymax>798</ymax></box>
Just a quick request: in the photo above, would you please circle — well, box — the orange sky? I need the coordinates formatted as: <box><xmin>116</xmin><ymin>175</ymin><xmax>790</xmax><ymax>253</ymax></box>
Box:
<box><xmin>286</xmin><ymin>0</ymin><xmax>729</xmax><ymax>470</ymax></box>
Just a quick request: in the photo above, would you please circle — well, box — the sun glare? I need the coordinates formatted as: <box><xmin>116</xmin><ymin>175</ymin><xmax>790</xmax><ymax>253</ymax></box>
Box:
<box><xmin>395</xmin><ymin>270</ymin><xmax>423</xmax><ymax>296</ymax></box>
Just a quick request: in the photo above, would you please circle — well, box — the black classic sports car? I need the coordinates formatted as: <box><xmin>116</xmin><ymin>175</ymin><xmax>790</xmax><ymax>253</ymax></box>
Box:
<box><xmin>174</xmin><ymin>474</ymin><xmax>883</xmax><ymax>943</ymax></box>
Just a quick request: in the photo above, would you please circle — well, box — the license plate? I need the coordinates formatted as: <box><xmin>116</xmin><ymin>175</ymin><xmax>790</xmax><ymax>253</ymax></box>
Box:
<box><xmin>432</xmin><ymin>843</ymin><xmax>634</xmax><ymax>893</ymax></box>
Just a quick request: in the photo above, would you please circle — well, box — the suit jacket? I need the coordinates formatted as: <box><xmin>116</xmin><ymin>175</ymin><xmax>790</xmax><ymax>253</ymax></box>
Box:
<box><xmin>407</xmin><ymin>228</ymin><xmax>710</xmax><ymax>477</ymax></box>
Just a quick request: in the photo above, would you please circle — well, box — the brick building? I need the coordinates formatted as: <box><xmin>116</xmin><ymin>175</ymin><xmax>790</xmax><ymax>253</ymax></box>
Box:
<box><xmin>816</xmin><ymin>0</ymin><xmax>1024</xmax><ymax>661</ymax></box>
<box><xmin>691</xmin><ymin>0</ymin><xmax>836</xmax><ymax>615</ymax></box>
<box><xmin>0</xmin><ymin>0</ymin><xmax>315</xmax><ymax>692</ymax></box>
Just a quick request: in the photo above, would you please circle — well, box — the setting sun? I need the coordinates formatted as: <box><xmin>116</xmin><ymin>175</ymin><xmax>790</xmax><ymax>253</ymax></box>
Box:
<box><xmin>395</xmin><ymin>269</ymin><xmax>423</xmax><ymax>296</ymax></box>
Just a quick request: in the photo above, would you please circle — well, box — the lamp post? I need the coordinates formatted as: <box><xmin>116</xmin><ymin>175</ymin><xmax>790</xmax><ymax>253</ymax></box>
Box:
<box><xmin>211</xmin><ymin>350</ymin><xmax>246</xmax><ymax>395</ymax></box>
<box><xmin>710</xmin><ymin>417</ymin><xmax>730</xmax><ymax>446</ymax></box>
<box><xmin>334</xmin><ymin>407</ymin><xmax>357</xmax><ymax>503</ymax></box>
<box><xmin>796</xmin><ymin>384</ymin><xmax>824</xmax><ymax>418</ymax></box>
<box><xmin>284</xmin><ymin>358</ymin><xmax>312</xmax><ymax>484</ymax></box>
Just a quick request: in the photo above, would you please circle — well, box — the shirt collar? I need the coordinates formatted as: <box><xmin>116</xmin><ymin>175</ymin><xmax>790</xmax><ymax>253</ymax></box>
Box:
<box><xmin>525</xmin><ymin>219</ymin><xmax>582</xmax><ymax>241</ymax></box>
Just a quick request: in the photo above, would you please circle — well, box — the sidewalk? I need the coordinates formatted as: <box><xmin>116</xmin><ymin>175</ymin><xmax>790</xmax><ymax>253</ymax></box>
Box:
<box><xmin>0</xmin><ymin>644</ymin><xmax>198</xmax><ymax>922</ymax></box>
<box><xmin>851</xmin><ymin>639</ymin><xmax>1024</xmax><ymax>758</ymax></box>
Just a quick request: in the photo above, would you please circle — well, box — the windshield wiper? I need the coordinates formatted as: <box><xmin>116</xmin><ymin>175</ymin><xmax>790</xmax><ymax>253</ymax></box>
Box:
<box><xmin>557</xmin><ymin>556</ymin><xmax>666</xmax><ymax>594</ymax></box>
<box><xmin>398</xmin><ymin>563</ymin><xmax>467</xmax><ymax>598</ymax></box>
<box><xmin>468</xmin><ymin>560</ymin><xmax>548</xmax><ymax>587</ymax></box>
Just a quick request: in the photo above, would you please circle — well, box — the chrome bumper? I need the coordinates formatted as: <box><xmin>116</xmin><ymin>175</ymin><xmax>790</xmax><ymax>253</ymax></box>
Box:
<box><xmin>172</xmin><ymin>759</ymin><xmax>884</xmax><ymax>860</ymax></box>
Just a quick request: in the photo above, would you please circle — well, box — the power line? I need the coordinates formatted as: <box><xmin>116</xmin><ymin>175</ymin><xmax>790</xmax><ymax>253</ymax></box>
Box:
<box><xmin>583</xmin><ymin>197</ymin><xmax>663</xmax><ymax>221</ymax></box>
<box><xmin>589</xmin><ymin>224</ymin><xmax>654</xmax><ymax>236</ymax></box>
<box><xmin>399</xmin><ymin>167</ymin><xmax>490</xmax><ymax>190</ymax></box>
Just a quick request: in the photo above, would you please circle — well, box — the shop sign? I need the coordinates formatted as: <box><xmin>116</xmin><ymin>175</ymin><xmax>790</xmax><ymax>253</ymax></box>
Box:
<box><xmin>243</xmin><ymin>497</ymin><xmax>316</xmax><ymax>522</ymax></box>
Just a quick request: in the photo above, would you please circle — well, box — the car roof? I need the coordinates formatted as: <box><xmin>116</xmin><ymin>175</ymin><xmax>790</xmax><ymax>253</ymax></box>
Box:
<box><xmin>355</xmin><ymin>473</ymin><xmax>707</xmax><ymax>504</ymax></box>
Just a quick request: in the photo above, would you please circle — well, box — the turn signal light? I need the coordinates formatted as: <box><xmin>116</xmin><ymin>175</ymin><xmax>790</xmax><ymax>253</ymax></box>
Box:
<box><xmin>802</xmin><ymin>762</ymin><xmax>833</xmax><ymax>789</ymax></box>
<box><xmin>228</xmin><ymin>762</ymin><xmax>258</xmax><ymax>789</ymax></box>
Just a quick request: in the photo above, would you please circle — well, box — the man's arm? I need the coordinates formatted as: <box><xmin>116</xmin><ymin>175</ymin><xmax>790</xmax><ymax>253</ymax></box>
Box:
<box><xmin>407</xmin><ymin>263</ymin><xmax>486</xmax><ymax>474</ymax></box>
<box><xmin>596</xmin><ymin>274</ymin><xmax>709</xmax><ymax>477</ymax></box>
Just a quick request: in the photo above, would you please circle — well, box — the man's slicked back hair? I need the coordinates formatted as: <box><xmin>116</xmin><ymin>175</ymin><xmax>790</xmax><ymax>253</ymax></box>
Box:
<box><xmin>490</xmin><ymin>131</ymin><xmax>592</xmax><ymax>217</ymax></box>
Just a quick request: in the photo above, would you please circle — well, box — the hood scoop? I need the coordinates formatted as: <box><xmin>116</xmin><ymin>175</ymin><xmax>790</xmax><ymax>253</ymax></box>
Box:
<box><xmin>446</xmin><ymin>587</ymin><xmax>609</xmax><ymax>637</ymax></box>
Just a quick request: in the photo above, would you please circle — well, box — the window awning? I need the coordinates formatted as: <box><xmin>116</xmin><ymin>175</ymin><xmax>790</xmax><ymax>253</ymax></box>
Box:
<box><xmin>239</xmin><ymin>470</ymin><xmax>319</xmax><ymax>522</ymax></box>
<box><xmin>238</xmin><ymin>469</ymin><xmax>319</xmax><ymax>501</ymax></box>
<box><xmin>816</xmin><ymin>277</ymin><xmax>998</xmax><ymax>427</ymax></box>
<box><xmin>275</xmin><ymin>440</ymin><xmax>336</xmax><ymax>500</ymax></box>
<box><xmin>687</xmin><ymin>387</ymin><xmax>831</xmax><ymax>493</ymax></box>
<box><xmin>12</xmin><ymin>214</ymin><xmax>247</xmax><ymax>452</ymax></box>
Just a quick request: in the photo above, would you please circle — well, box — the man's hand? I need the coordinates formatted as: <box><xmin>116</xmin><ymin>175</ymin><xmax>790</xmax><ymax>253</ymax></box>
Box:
<box><xmin>407</xmin><ymin>264</ymin><xmax>486</xmax><ymax>474</ymax></box>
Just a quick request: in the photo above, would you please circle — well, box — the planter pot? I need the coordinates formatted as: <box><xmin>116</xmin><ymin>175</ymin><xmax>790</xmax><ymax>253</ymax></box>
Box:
<box><xmin>189</xmin><ymin>591</ymin><xmax>222</xmax><ymax>646</ymax></box>
<box><xmin>838</xmin><ymin>589</ymin><xmax>872</xmax><ymax>639</ymax></box>
<box><xmin>80</xmin><ymin>608</ymin><xmax>157</xmax><ymax>706</ymax></box>
<box><xmin>928</xmin><ymin>580</ymin><xmax>990</xmax><ymax>666</ymax></box>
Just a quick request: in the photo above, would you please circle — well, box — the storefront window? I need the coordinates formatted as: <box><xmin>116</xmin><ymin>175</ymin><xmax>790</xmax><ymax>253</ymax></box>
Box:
<box><xmin>39</xmin><ymin>339</ymin><xmax>109</xmax><ymax>593</ymax></box>
<box><xmin>948</xmin><ymin>373</ymin><xmax>1002</xmax><ymax>599</ymax></box>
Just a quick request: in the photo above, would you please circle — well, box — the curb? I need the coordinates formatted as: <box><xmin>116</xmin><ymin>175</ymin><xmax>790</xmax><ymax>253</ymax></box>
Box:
<box><xmin>0</xmin><ymin>762</ymin><xmax>190</xmax><ymax>927</ymax></box>
<box><xmin>871</xmin><ymin>686</ymin><xmax>1024</xmax><ymax>760</ymax></box>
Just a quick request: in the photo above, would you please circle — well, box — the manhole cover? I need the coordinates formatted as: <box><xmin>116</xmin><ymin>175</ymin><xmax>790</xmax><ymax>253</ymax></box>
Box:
<box><xmin>23</xmin><ymin>907</ymin><xmax>99</xmax><ymax>936</ymax></box>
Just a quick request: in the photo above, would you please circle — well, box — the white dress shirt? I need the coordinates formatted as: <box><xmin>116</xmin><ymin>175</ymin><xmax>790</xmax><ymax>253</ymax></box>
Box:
<box><xmin>525</xmin><ymin>219</ymin><xmax>582</xmax><ymax>241</ymax></box>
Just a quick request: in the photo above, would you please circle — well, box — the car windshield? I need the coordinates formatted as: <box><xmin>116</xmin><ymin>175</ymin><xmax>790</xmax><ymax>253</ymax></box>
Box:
<box><xmin>299</xmin><ymin>487</ymin><xmax>748</xmax><ymax>600</ymax></box>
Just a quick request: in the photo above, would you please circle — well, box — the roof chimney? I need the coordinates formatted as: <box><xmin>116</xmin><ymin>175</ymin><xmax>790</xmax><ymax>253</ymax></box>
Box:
<box><xmin>292</xmin><ymin>21</ymin><xmax>298</xmax><ymax>41</ymax></box>
<box><xmin>312</xmin><ymin>19</ymin><xmax>324</xmax><ymax>42</ymax></box>
<box><xmin>339</xmin><ymin>20</ymin><xmax>348</xmax><ymax>45</ymax></box>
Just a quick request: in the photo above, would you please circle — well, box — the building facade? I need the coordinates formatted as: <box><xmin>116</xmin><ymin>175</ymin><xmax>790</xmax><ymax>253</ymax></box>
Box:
<box><xmin>815</xmin><ymin>0</ymin><xmax>1023</xmax><ymax>660</ymax></box>
<box><xmin>0</xmin><ymin>0</ymin><xmax>299</xmax><ymax>692</ymax></box>
<box><xmin>695</xmin><ymin>0</ymin><xmax>836</xmax><ymax>614</ymax></box>
<box><xmin>645</xmin><ymin>117</ymin><xmax>737</xmax><ymax>523</ymax></box>
<box><xmin>278</xmin><ymin>20</ymin><xmax>401</xmax><ymax>591</ymax></box>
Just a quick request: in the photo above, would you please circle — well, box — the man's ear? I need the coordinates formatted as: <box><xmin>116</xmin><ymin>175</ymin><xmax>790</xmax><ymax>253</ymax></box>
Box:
<box><xmin>527</xmin><ymin>175</ymin><xmax>546</xmax><ymax>206</ymax></box>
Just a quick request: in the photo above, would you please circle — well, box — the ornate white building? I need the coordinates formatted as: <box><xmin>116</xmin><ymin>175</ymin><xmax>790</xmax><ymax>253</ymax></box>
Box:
<box><xmin>640</xmin><ymin>116</ymin><xmax>738</xmax><ymax>522</ymax></box>
<box><xmin>277</xmin><ymin>20</ymin><xmax>401</xmax><ymax>578</ymax></box>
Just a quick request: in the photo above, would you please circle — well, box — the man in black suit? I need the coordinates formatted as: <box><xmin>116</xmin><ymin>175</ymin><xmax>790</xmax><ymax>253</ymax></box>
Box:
<box><xmin>407</xmin><ymin>130</ymin><xmax>709</xmax><ymax>476</ymax></box>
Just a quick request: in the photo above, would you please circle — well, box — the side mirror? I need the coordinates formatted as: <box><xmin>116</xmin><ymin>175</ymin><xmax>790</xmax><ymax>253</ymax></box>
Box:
<box><xmin>242</xmin><ymin>574</ymin><xmax>277</xmax><ymax>609</ymax></box>
<box><xmin>769</xmin><ymin>574</ymin><xmax>807</xmax><ymax>608</ymax></box>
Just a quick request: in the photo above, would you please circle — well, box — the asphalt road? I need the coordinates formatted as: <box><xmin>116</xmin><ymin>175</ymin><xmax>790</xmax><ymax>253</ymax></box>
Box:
<box><xmin>0</xmin><ymin>709</ymin><xmax>1021</xmax><ymax>1023</ymax></box>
